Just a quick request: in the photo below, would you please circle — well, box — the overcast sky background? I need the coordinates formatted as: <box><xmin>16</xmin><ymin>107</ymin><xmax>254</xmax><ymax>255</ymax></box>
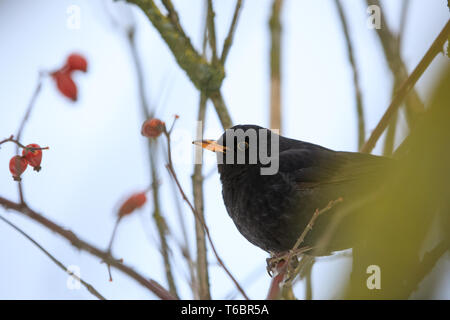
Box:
<box><xmin>0</xmin><ymin>0</ymin><xmax>449</xmax><ymax>299</ymax></box>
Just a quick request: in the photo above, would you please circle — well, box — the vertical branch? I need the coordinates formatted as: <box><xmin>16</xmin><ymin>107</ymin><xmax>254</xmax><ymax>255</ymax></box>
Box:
<box><xmin>383</xmin><ymin>1</ymin><xmax>409</xmax><ymax>156</ymax></box>
<box><xmin>207</xmin><ymin>0</ymin><xmax>218</xmax><ymax>64</ymax></box>
<box><xmin>127</xmin><ymin>26</ymin><xmax>178</xmax><ymax>298</ymax></box>
<box><xmin>269</xmin><ymin>0</ymin><xmax>284</xmax><ymax>132</ymax></box>
<box><xmin>192</xmin><ymin>93</ymin><xmax>210</xmax><ymax>299</ymax></box>
<box><xmin>302</xmin><ymin>257</ymin><xmax>314</xmax><ymax>300</ymax></box>
<box><xmin>334</xmin><ymin>0</ymin><xmax>365</xmax><ymax>149</ymax></box>
<box><xmin>191</xmin><ymin>5</ymin><xmax>211</xmax><ymax>299</ymax></box>
<box><xmin>366</xmin><ymin>0</ymin><xmax>424</xmax><ymax>127</ymax></box>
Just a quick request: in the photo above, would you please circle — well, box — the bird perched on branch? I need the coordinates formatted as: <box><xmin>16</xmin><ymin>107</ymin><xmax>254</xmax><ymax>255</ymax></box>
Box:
<box><xmin>194</xmin><ymin>125</ymin><xmax>392</xmax><ymax>255</ymax></box>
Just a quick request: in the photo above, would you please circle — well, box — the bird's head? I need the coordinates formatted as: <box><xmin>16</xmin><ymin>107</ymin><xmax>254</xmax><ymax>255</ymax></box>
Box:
<box><xmin>193</xmin><ymin>124</ymin><xmax>282</xmax><ymax>178</ymax></box>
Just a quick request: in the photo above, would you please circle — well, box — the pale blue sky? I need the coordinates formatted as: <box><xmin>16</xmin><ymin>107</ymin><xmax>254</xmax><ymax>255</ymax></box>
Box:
<box><xmin>0</xmin><ymin>0</ymin><xmax>449</xmax><ymax>299</ymax></box>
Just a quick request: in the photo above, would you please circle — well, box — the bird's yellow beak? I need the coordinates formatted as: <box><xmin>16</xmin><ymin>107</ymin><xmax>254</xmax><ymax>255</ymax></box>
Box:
<box><xmin>192</xmin><ymin>139</ymin><xmax>228</xmax><ymax>153</ymax></box>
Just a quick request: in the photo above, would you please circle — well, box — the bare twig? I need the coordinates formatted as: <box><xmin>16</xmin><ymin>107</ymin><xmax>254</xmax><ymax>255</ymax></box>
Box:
<box><xmin>408</xmin><ymin>240</ymin><xmax>449</xmax><ymax>296</ymax></box>
<box><xmin>360</xmin><ymin>19</ymin><xmax>450</xmax><ymax>154</ymax></box>
<box><xmin>161</xmin><ymin>0</ymin><xmax>186</xmax><ymax>38</ymax></box>
<box><xmin>383</xmin><ymin>86</ymin><xmax>399</xmax><ymax>156</ymax></box>
<box><xmin>220</xmin><ymin>0</ymin><xmax>243</xmax><ymax>65</ymax></box>
<box><xmin>126</xmin><ymin>0</ymin><xmax>233</xmax><ymax>130</ymax></box>
<box><xmin>0</xmin><ymin>197</ymin><xmax>176</xmax><ymax>300</ymax></box>
<box><xmin>366</xmin><ymin>0</ymin><xmax>424</xmax><ymax>126</ymax></box>
<box><xmin>334</xmin><ymin>0</ymin><xmax>365</xmax><ymax>149</ymax></box>
<box><xmin>192</xmin><ymin>93</ymin><xmax>211</xmax><ymax>299</ymax></box>
<box><xmin>0</xmin><ymin>135</ymin><xmax>49</xmax><ymax>151</ymax></box>
<box><xmin>289</xmin><ymin>198</ymin><xmax>343</xmax><ymax>259</ymax></box>
<box><xmin>126</xmin><ymin>0</ymin><xmax>224</xmax><ymax>92</ymax></box>
<box><xmin>191</xmin><ymin>9</ymin><xmax>211</xmax><ymax>299</ymax></box>
<box><xmin>206</xmin><ymin>0</ymin><xmax>218</xmax><ymax>63</ymax></box>
<box><xmin>383</xmin><ymin>1</ymin><xmax>409</xmax><ymax>156</ymax></box>
<box><xmin>266</xmin><ymin>198</ymin><xmax>343</xmax><ymax>299</ymax></box>
<box><xmin>15</xmin><ymin>73</ymin><xmax>45</xmax><ymax>149</ymax></box>
<box><xmin>397</xmin><ymin>0</ymin><xmax>410</xmax><ymax>52</ymax></box>
<box><xmin>302</xmin><ymin>257</ymin><xmax>315</xmax><ymax>300</ymax></box>
<box><xmin>208</xmin><ymin>90</ymin><xmax>233</xmax><ymax>129</ymax></box>
<box><xmin>0</xmin><ymin>214</ymin><xmax>106</xmax><ymax>300</ymax></box>
<box><xmin>126</xmin><ymin>24</ymin><xmax>178</xmax><ymax>297</ymax></box>
<box><xmin>162</xmin><ymin>121</ymin><xmax>249</xmax><ymax>299</ymax></box>
<box><xmin>269</xmin><ymin>0</ymin><xmax>284</xmax><ymax>132</ymax></box>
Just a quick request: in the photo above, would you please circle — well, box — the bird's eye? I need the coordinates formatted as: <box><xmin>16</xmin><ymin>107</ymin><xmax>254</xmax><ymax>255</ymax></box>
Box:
<box><xmin>237</xmin><ymin>141</ymin><xmax>249</xmax><ymax>151</ymax></box>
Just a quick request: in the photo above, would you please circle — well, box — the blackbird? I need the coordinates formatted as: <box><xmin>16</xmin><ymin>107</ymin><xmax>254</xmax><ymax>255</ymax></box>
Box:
<box><xmin>195</xmin><ymin>124</ymin><xmax>392</xmax><ymax>255</ymax></box>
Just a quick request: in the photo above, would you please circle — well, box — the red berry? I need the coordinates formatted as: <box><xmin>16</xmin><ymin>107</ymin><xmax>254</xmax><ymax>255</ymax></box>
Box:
<box><xmin>141</xmin><ymin>118</ymin><xmax>165</xmax><ymax>138</ymax></box>
<box><xmin>52</xmin><ymin>71</ymin><xmax>77</xmax><ymax>101</ymax></box>
<box><xmin>66</xmin><ymin>53</ymin><xmax>88</xmax><ymax>72</ymax></box>
<box><xmin>118</xmin><ymin>192</ymin><xmax>147</xmax><ymax>218</ymax></box>
<box><xmin>22</xmin><ymin>144</ymin><xmax>43</xmax><ymax>172</ymax></box>
<box><xmin>9</xmin><ymin>156</ymin><xmax>28</xmax><ymax>181</ymax></box>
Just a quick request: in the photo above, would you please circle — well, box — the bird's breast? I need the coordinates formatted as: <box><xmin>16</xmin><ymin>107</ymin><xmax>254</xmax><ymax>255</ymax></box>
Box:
<box><xmin>221</xmin><ymin>171</ymin><xmax>300</xmax><ymax>252</ymax></box>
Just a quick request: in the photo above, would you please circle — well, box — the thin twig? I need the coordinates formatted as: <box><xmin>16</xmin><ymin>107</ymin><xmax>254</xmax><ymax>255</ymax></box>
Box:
<box><xmin>220</xmin><ymin>0</ymin><xmax>243</xmax><ymax>65</ymax></box>
<box><xmin>265</xmin><ymin>198</ymin><xmax>343</xmax><ymax>299</ymax></box>
<box><xmin>383</xmin><ymin>86</ymin><xmax>399</xmax><ymax>156</ymax></box>
<box><xmin>126</xmin><ymin>24</ymin><xmax>179</xmax><ymax>297</ymax></box>
<box><xmin>0</xmin><ymin>196</ymin><xmax>176</xmax><ymax>300</ymax></box>
<box><xmin>126</xmin><ymin>0</ymin><xmax>225</xmax><ymax>92</ymax></box>
<box><xmin>15</xmin><ymin>73</ymin><xmax>44</xmax><ymax>150</ymax></box>
<box><xmin>382</xmin><ymin>0</ymin><xmax>410</xmax><ymax>156</ymax></box>
<box><xmin>366</xmin><ymin>0</ymin><xmax>424</xmax><ymax>126</ymax></box>
<box><xmin>126</xmin><ymin>0</ymin><xmax>233</xmax><ymax>130</ymax></box>
<box><xmin>0</xmin><ymin>214</ymin><xmax>106</xmax><ymax>300</ymax></box>
<box><xmin>334</xmin><ymin>0</ymin><xmax>365</xmax><ymax>149</ymax></box>
<box><xmin>206</xmin><ymin>0</ymin><xmax>218</xmax><ymax>64</ymax></box>
<box><xmin>360</xmin><ymin>19</ymin><xmax>450</xmax><ymax>154</ymax></box>
<box><xmin>161</xmin><ymin>0</ymin><xmax>186</xmax><ymax>38</ymax></box>
<box><xmin>408</xmin><ymin>240</ymin><xmax>449</xmax><ymax>296</ymax></box>
<box><xmin>162</xmin><ymin>121</ymin><xmax>249</xmax><ymax>300</ymax></box>
<box><xmin>208</xmin><ymin>90</ymin><xmax>233</xmax><ymax>129</ymax></box>
<box><xmin>0</xmin><ymin>135</ymin><xmax>49</xmax><ymax>151</ymax></box>
<box><xmin>397</xmin><ymin>0</ymin><xmax>410</xmax><ymax>52</ymax></box>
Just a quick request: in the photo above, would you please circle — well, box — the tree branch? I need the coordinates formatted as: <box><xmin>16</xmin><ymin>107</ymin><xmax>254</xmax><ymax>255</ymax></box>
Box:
<box><xmin>360</xmin><ymin>19</ymin><xmax>450</xmax><ymax>154</ymax></box>
<box><xmin>127</xmin><ymin>25</ymin><xmax>179</xmax><ymax>298</ymax></box>
<box><xmin>163</xmin><ymin>122</ymin><xmax>249</xmax><ymax>299</ymax></box>
<box><xmin>0</xmin><ymin>196</ymin><xmax>176</xmax><ymax>300</ymax></box>
<box><xmin>192</xmin><ymin>92</ymin><xmax>211</xmax><ymax>299</ymax></box>
<box><xmin>126</xmin><ymin>0</ymin><xmax>224</xmax><ymax>92</ymax></box>
<box><xmin>0</xmin><ymin>214</ymin><xmax>106</xmax><ymax>300</ymax></box>
<box><xmin>206</xmin><ymin>0</ymin><xmax>218</xmax><ymax>64</ymax></box>
<box><xmin>269</xmin><ymin>0</ymin><xmax>284</xmax><ymax>132</ymax></box>
<box><xmin>334</xmin><ymin>0</ymin><xmax>365</xmax><ymax>149</ymax></box>
<box><xmin>366</xmin><ymin>0</ymin><xmax>424</xmax><ymax>126</ymax></box>
<box><xmin>220</xmin><ymin>0</ymin><xmax>243</xmax><ymax>65</ymax></box>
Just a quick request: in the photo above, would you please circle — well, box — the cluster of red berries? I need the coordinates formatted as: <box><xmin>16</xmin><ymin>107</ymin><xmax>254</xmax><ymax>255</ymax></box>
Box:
<box><xmin>9</xmin><ymin>144</ymin><xmax>44</xmax><ymax>181</ymax></box>
<box><xmin>118</xmin><ymin>192</ymin><xmax>147</xmax><ymax>218</ymax></box>
<box><xmin>51</xmin><ymin>53</ymin><xmax>88</xmax><ymax>101</ymax></box>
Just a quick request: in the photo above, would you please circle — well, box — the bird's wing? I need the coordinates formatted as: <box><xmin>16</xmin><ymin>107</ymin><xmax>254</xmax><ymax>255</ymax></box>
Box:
<box><xmin>278</xmin><ymin>148</ymin><xmax>392</xmax><ymax>190</ymax></box>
